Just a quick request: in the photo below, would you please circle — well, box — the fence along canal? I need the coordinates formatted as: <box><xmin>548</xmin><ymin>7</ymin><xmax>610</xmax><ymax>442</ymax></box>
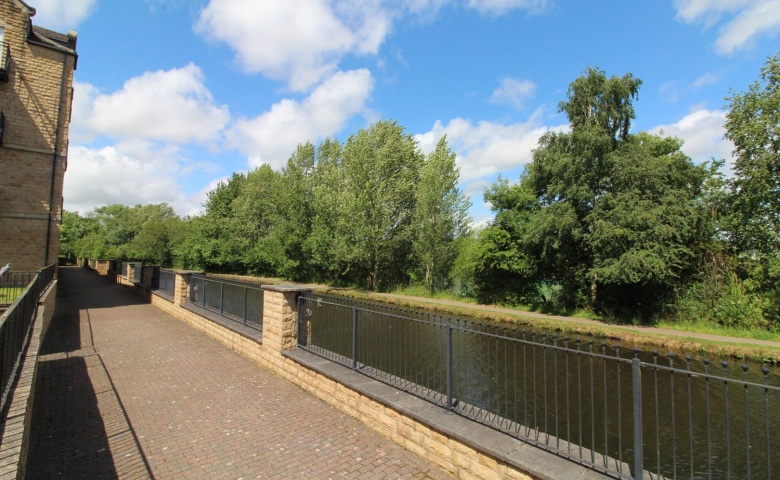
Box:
<box><xmin>297</xmin><ymin>291</ymin><xmax>780</xmax><ymax>480</ymax></box>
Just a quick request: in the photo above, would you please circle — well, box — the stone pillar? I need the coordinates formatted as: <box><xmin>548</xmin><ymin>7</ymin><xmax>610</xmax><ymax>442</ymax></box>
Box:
<box><xmin>142</xmin><ymin>266</ymin><xmax>157</xmax><ymax>290</ymax></box>
<box><xmin>96</xmin><ymin>259</ymin><xmax>109</xmax><ymax>275</ymax></box>
<box><xmin>261</xmin><ymin>285</ymin><xmax>314</xmax><ymax>354</ymax></box>
<box><xmin>173</xmin><ymin>270</ymin><xmax>201</xmax><ymax>306</ymax></box>
<box><xmin>127</xmin><ymin>263</ymin><xmax>136</xmax><ymax>284</ymax></box>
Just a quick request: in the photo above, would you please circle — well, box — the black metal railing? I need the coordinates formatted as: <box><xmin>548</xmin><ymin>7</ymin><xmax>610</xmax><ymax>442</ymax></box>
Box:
<box><xmin>187</xmin><ymin>275</ymin><xmax>263</xmax><ymax>331</ymax></box>
<box><xmin>0</xmin><ymin>264</ymin><xmax>56</xmax><ymax>412</ymax></box>
<box><xmin>0</xmin><ymin>272</ymin><xmax>36</xmax><ymax>305</ymax></box>
<box><xmin>297</xmin><ymin>292</ymin><xmax>780</xmax><ymax>480</ymax></box>
<box><xmin>159</xmin><ymin>268</ymin><xmax>175</xmax><ymax>296</ymax></box>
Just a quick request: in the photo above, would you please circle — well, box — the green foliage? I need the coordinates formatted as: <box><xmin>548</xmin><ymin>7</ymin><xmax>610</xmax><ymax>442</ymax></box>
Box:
<box><xmin>724</xmin><ymin>52</ymin><xmax>780</xmax><ymax>256</ymax></box>
<box><xmin>61</xmin><ymin>204</ymin><xmax>183</xmax><ymax>266</ymax></box>
<box><xmin>412</xmin><ymin>137</ymin><xmax>471</xmax><ymax>294</ymax></box>
<box><xmin>332</xmin><ymin>120</ymin><xmax>423</xmax><ymax>290</ymax></box>
<box><xmin>177</xmin><ymin>173</ymin><xmax>247</xmax><ymax>272</ymax></box>
<box><xmin>472</xmin><ymin>67</ymin><xmax>713</xmax><ymax>320</ymax></box>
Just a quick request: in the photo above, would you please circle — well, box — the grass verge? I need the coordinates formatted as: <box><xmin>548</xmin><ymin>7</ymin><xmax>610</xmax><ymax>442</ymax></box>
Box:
<box><xmin>325</xmin><ymin>287</ymin><xmax>780</xmax><ymax>364</ymax></box>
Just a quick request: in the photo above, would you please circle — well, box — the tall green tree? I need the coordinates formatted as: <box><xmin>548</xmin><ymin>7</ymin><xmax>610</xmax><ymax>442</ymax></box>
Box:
<box><xmin>276</xmin><ymin>143</ymin><xmax>317</xmax><ymax>280</ymax></box>
<box><xmin>412</xmin><ymin>137</ymin><xmax>471</xmax><ymax>293</ymax></box>
<box><xmin>475</xmin><ymin>68</ymin><xmax>712</xmax><ymax>319</ymax></box>
<box><xmin>306</xmin><ymin>138</ymin><xmax>346</xmax><ymax>283</ymax></box>
<box><xmin>178</xmin><ymin>173</ymin><xmax>247</xmax><ymax>272</ymax></box>
<box><xmin>232</xmin><ymin>165</ymin><xmax>284</xmax><ymax>276</ymax></box>
<box><xmin>338</xmin><ymin>120</ymin><xmax>423</xmax><ymax>290</ymax></box>
<box><xmin>723</xmin><ymin>52</ymin><xmax>780</xmax><ymax>325</ymax></box>
<box><xmin>724</xmin><ymin>52</ymin><xmax>780</xmax><ymax>256</ymax></box>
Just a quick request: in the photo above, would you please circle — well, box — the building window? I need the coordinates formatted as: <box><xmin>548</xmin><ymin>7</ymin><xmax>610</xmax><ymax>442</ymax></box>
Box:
<box><xmin>0</xmin><ymin>27</ymin><xmax>9</xmax><ymax>82</ymax></box>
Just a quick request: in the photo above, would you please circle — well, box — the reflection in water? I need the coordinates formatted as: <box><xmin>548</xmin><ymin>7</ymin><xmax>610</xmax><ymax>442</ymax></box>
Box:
<box><xmin>299</xmin><ymin>294</ymin><xmax>780</xmax><ymax>480</ymax></box>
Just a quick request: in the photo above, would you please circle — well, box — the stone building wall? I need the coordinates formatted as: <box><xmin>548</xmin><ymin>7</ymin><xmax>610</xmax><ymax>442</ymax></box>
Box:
<box><xmin>0</xmin><ymin>0</ymin><xmax>77</xmax><ymax>271</ymax></box>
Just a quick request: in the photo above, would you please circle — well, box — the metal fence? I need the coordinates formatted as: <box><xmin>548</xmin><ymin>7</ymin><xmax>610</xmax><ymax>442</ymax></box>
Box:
<box><xmin>159</xmin><ymin>268</ymin><xmax>175</xmax><ymax>296</ymax></box>
<box><xmin>297</xmin><ymin>292</ymin><xmax>780</xmax><ymax>480</ymax></box>
<box><xmin>0</xmin><ymin>264</ymin><xmax>56</xmax><ymax>412</ymax></box>
<box><xmin>187</xmin><ymin>275</ymin><xmax>263</xmax><ymax>331</ymax></box>
<box><xmin>121</xmin><ymin>261</ymin><xmax>129</xmax><ymax>278</ymax></box>
<box><xmin>0</xmin><ymin>272</ymin><xmax>36</xmax><ymax>305</ymax></box>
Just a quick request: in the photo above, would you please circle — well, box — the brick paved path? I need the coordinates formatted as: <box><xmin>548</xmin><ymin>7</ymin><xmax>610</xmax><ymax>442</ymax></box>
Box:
<box><xmin>27</xmin><ymin>267</ymin><xmax>452</xmax><ymax>479</ymax></box>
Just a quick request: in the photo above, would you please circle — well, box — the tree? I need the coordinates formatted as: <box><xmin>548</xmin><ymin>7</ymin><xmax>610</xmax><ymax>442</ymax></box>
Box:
<box><xmin>60</xmin><ymin>210</ymin><xmax>97</xmax><ymax>264</ymax></box>
<box><xmin>723</xmin><ymin>52</ymin><xmax>780</xmax><ymax>325</ymax></box>
<box><xmin>232</xmin><ymin>165</ymin><xmax>284</xmax><ymax>276</ymax></box>
<box><xmin>178</xmin><ymin>173</ymin><xmax>247</xmax><ymax>272</ymax></box>
<box><xmin>476</xmin><ymin>68</ymin><xmax>712</xmax><ymax>319</ymax></box>
<box><xmin>724</xmin><ymin>52</ymin><xmax>780</xmax><ymax>256</ymax></box>
<box><xmin>338</xmin><ymin>120</ymin><xmax>423</xmax><ymax>290</ymax></box>
<box><xmin>276</xmin><ymin>143</ymin><xmax>317</xmax><ymax>280</ymax></box>
<box><xmin>412</xmin><ymin>137</ymin><xmax>471</xmax><ymax>293</ymax></box>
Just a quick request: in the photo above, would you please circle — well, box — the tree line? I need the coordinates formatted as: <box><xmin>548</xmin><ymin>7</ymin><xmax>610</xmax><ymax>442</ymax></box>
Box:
<box><xmin>62</xmin><ymin>53</ymin><xmax>780</xmax><ymax>329</ymax></box>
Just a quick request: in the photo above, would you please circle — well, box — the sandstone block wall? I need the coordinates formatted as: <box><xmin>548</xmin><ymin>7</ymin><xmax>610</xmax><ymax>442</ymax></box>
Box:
<box><xmin>0</xmin><ymin>0</ymin><xmax>76</xmax><ymax>271</ymax></box>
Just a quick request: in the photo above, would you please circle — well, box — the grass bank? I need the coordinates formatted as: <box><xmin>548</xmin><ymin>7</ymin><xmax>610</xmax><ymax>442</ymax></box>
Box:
<box><xmin>325</xmin><ymin>287</ymin><xmax>780</xmax><ymax>364</ymax></box>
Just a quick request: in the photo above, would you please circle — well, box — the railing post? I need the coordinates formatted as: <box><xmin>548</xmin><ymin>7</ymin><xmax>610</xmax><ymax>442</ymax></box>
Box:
<box><xmin>446</xmin><ymin>324</ymin><xmax>453</xmax><ymax>411</ymax></box>
<box><xmin>220</xmin><ymin>282</ymin><xmax>224</xmax><ymax>315</ymax></box>
<box><xmin>632</xmin><ymin>357</ymin><xmax>644</xmax><ymax>480</ymax></box>
<box><xmin>172</xmin><ymin>271</ymin><xmax>200</xmax><ymax>306</ymax></box>
<box><xmin>352</xmin><ymin>306</ymin><xmax>358</xmax><ymax>371</ymax></box>
<box><xmin>260</xmin><ymin>285</ymin><xmax>316</xmax><ymax>355</ymax></box>
<box><xmin>243</xmin><ymin>286</ymin><xmax>248</xmax><ymax>325</ymax></box>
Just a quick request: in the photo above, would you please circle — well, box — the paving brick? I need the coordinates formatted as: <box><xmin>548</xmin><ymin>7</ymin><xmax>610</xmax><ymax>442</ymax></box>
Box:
<box><xmin>26</xmin><ymin>268</ymin><xmax>453</xmax><ymax>479</ymax></box>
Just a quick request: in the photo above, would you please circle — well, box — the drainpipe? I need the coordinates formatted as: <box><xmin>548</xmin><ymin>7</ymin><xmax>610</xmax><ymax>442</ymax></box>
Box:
<box><xmin>44</xmin><ymin>52</ymin><xmax>68</xmax><ymax>266</ymax></box>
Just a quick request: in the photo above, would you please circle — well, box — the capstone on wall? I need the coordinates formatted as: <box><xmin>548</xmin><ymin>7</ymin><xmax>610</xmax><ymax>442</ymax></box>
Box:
<box><xmin>0</xmin><ymin>0</ymin><xmax>77</xmax><ymax>271</ymax></box>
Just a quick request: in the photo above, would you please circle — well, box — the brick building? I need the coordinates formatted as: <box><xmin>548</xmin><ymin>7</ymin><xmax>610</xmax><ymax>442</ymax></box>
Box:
<box><xmin>0</xmin><ymin>0</ymin><xmax>77</xmax><ymax>271</ymax></box>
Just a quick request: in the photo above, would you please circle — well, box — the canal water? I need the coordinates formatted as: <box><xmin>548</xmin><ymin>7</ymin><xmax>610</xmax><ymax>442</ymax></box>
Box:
<box><xmin>301</xmin><ymin>296</ymin><xmax>780</xmax><ymax>479</ymax></box>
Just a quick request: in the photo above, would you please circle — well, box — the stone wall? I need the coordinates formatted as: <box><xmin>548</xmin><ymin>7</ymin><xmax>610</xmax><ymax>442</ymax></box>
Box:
<box><xmin>0</xmin><ymin>0</ymin><xmax>77</xmax><ymax>271</ymax></box>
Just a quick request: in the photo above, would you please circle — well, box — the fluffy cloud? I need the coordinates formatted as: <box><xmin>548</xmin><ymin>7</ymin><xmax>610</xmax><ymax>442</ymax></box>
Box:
<box><xmin>674</xmin><ymin>0</ymin><xmax>780</xmax><ymax>53</ymax></box>
<box><xmin>196</xmin><ymin>0</ymin><xmax>390</xmax><ymax>91</ymax></box>
<box><xmin>650</xmin><ymin>108</ymin><xmax>735</xmax><ymax>171</ymax></box>
<box><xmin>28</xmin><ymin>0</ymin><xmax>96</xmax><ymax>30</ymax></box>
<box><xmin>490</xmin><ymin>78</ymin><xmax>536</xmax><ymax>110</ymax></box>
<box><xmin>64</xmin><ymin>142</ymin><xmax>197</xmax><ymax>215</ymax></box>
<box><xmin>466</xmin><ymin>0</ymin><xmax>549</xmax><ymax>15</ymax></box>
<box><xmin>71</xmin><ymin>64</ymin><xmax>229</xmax><ymax>145</ymax></box>
<box><xmin>415</xmin><ymin>110</ymin><xmax>565</xmax><ymax>182</ymax></box>
<box><xmin>228</xmin><ymin>69</ymin><xmax>374</xmax><ymax>169</ymax></box>
<box><xmin>692</xmin><ymin>72</ymin><xmax>720</xmax><ymax>88</ymax></box>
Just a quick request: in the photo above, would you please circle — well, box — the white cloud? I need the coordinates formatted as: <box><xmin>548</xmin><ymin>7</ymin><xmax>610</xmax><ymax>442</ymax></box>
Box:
<box><xmin>29</xmin><ymin>0</ymin><xmax>96</xmax><ymax>30</ymax></box>
<box><xmin>490</xmin><ymin>78</ymin><xmax>536</xmax><ymax>110</ymax></box>
<box><xmin>650</xmin><ymin>108</ymin><xmax>735</xmax><ymax>172</ymax></box>
<box><xmin>416</xmin><ymin>110</ymin><xmax>565</xmax><ymax>182</ymax></box>
<box><xmin>674</xmin><ymin>0</ymin><xmax>780</xmax><ymax>53</ymax></box>
<box><xmin>228</xmin><ymin>69</ymin><xmax>374</xmax><ymax>169</ymax></box>
<box><xmin>400</xmin><ymin>0</ymin><xmax>452</xmax><ymax>17</ymax></box>
<box><xmin>659</xmin><ymin>81</ymin><xmax>680</xmax><ymax>102</ymax></box>
<box><xmin>692</xmin><ymin>72</ymin><xmax>720</xmax><ymax>88</ymax></box>
<box><xmin>64</xmin><ymin>142</ymin><xmax>198</xmax><ymax>215</ymax></box>
<box><xmin>71</xmin><ymin>64</ymin><xmax>229</xmax><ymax>145</ymax></box>
<box><xmin>196</xmin><ymin>0</ymin><xmax>390</xmax><ymax>91</ymax></box>
<box><xmin>467</xmin><ymin>0</ymin><xmax>548</xmax><ymax>15</ymax></box>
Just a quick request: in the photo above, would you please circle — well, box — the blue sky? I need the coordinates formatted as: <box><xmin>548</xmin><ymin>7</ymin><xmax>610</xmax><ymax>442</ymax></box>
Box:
<box><xmin>30</xmin><ymin>0</ymin><xmax>780</xmax><ymax>223</ymax></box>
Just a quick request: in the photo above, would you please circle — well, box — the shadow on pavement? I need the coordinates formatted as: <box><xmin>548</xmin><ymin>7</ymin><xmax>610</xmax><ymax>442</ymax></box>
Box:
<box><xmin>26</xmin><ymin>266</ymin><xmax>154</xmax><ymax>479</ymax></box>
